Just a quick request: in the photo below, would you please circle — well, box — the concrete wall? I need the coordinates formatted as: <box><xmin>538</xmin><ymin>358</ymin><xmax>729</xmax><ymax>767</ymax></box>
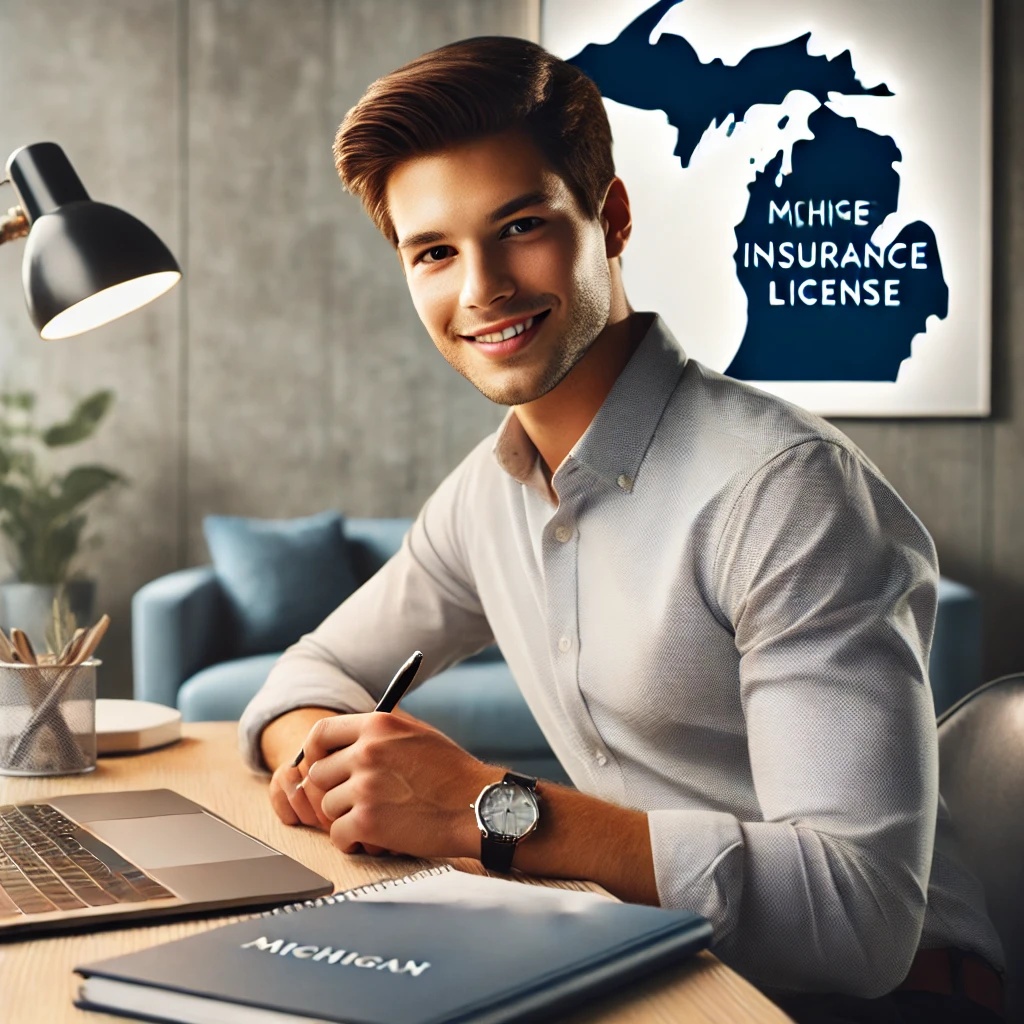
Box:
<box><xmin>0</xmin><ymin>0</ymin><xmax>1019</xmax><ymax>698</ymax></box>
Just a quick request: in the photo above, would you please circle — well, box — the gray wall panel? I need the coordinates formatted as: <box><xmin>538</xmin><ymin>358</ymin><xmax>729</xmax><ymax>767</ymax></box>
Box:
<box><xmin>185</xmin><ymin>0</ymin><xmax>338</xmax><ymax>563</ymax></box>
<box><xmin>0</xmin><ymin>0</ymin><xmax>181</xmax><ymax>697</ymax></box>
<box><xmin>988</xmin><ymin>0</ymin><xmax>1024</xmax><ymax>679</ymax></box>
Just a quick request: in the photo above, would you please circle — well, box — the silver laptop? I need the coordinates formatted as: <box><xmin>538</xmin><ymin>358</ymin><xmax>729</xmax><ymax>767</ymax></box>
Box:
<box><xmin>0</xmin><ymin>789</ymin><xmax>333</xmax><ymax>937</ymax></box>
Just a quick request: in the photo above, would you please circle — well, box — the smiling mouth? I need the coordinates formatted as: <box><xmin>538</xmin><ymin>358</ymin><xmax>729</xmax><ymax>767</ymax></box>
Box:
<box><xmin>461</xmin><ymin>310</ymin><xmax>551</xmax><ymax>344</ymax></box>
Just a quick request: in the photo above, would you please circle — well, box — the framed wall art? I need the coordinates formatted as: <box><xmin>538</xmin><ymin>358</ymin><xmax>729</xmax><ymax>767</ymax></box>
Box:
<box><xmin>542</xmin><ymin>0</ymin><xmax>992</xmax><ymax>416</ymax></box>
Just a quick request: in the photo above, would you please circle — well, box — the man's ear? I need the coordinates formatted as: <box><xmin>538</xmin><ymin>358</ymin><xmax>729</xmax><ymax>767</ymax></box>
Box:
<box><xmin>600</xmin><ymin>177</ymin><xmax>632</xmax><ymax>259</ymax></box>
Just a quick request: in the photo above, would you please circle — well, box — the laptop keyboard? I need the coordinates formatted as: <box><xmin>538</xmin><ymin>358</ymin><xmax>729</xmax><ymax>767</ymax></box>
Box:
<box><xmin>0</xmin><ymin>804</ymin><xmax>174</xmax><ymax>916</ymax></box>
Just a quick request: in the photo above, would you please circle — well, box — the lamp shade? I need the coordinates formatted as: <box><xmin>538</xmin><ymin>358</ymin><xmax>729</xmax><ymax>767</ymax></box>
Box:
<box><xmin>5</xmin><ymin>142</ymin><xmax>180</xmax><ymax>339</ymax></box>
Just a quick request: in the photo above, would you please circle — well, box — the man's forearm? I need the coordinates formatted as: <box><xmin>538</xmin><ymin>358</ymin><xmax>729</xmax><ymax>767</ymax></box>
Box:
<box><xmin>291</xmin><ymin>710</ymin><xmax>661</xmax><ymax>903</ymax></box>
<box><xmin>260</xmin><ymin>707</ymin><xmax>339</xmax><ymax>772</ymax></box>
<box><xmin>510</xmin><ymin>783</ymin><xmax>660</xmax><ymax>906</ymax></box>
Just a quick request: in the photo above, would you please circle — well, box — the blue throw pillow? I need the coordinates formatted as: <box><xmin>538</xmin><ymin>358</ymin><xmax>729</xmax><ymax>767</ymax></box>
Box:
<box><xmin>203</xmin><ymin>510</ymin><xmax>359</xmax><ymax>657</ymax></box>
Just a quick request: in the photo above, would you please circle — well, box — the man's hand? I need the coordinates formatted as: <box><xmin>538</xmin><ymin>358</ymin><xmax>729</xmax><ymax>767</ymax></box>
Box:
<box><xmin>303</xmin><ymin>712</ymin><xmax>502</xmax><ymax>858</ymax></box>
<box><xmin>262</xmin><ymin>707</ymin><xmax>339</xmax><ymax>832</ymax></box>
<box><xmin>262</xmin><ymin>706</ymin><xmax>660</xmax><ymax>906</ymax></box>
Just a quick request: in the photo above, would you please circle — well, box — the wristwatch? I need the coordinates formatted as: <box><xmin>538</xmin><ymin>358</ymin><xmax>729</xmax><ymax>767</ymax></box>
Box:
<box><xmin>471</xmin><ymin>771</ymin><xmax>540</xmax><ymax>873</ymax></box>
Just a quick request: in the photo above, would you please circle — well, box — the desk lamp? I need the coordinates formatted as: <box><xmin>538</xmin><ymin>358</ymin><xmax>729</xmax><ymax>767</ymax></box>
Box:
<box><xmin>0</xmin><ymin>141</ymin><xmax>180</xmax><ymax>338</ymax></box>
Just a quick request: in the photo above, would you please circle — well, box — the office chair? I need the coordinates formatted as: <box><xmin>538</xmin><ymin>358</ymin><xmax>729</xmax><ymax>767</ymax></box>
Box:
<box><xmin>938</xmin><ymin>672</ymin><xmax>1024</xmax><ymax>1022</ymax></box>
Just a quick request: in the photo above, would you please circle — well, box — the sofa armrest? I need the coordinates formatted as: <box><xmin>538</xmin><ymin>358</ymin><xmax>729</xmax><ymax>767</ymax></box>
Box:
<box><xmin>132</xmin><ymin>566</ymin><xmax>229</xmax><ymax>709</ymax></box>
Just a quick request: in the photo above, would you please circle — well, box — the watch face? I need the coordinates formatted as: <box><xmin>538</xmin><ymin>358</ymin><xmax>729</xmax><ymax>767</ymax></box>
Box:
<box><xmin>477</xmin><ymin>783</ymin><xmax>539</xmax><ymax>839</ymax></box>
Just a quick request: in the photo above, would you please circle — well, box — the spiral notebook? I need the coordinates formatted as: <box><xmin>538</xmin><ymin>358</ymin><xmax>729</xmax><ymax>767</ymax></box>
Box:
<box><xmin>75</xmin><ymin>865</ymin><xmax>712</xmax><ymax>1024</ymax></box>
<box><xmin>253</xmin><ymin>864</ymin><xmax>615</xmax><ymax>916</ymax></box>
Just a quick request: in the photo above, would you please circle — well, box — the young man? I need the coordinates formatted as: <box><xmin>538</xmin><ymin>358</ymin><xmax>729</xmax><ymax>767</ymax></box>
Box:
<box><xmin>240</xmin><ymin>37</ymin><xmax>1004</xmax><ymax>1021</ymax></box>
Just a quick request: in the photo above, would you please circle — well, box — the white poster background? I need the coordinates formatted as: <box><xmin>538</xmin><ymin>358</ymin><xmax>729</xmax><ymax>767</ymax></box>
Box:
<box><xmin>541</xmin><ymin>0</ymin><xmax>992</xmax><ymax>416</ymax></box>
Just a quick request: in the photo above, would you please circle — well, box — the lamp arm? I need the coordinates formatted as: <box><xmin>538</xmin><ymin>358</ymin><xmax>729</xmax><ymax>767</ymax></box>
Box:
<box><xmin>0</xmin><ymin>205</ymin><xmax>29</xmax><ymax>246</ymax></box>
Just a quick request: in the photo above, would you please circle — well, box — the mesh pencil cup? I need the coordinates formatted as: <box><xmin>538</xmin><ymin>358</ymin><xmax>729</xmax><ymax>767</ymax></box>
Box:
<box><xmin>0</xmin><ymin>659</ymin><xmax>99</xmax><ymax>776</ymax></box>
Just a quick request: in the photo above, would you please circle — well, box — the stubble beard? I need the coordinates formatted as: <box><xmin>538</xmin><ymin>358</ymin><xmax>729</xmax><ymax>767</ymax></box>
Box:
<box><xmin>445</xmin><ymin>269</ymin><xmax>611</xmax><ymax>407</ymax></box>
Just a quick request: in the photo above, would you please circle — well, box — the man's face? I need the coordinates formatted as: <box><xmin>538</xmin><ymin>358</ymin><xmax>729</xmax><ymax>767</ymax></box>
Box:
<box><xmin>387</xmin><ymin>130</ymin><xmax>612</xmax><ymax>406</ymax></box>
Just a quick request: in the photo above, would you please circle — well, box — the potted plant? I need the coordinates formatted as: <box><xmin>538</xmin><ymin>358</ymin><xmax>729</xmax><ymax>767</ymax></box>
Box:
<box><xmin>0</xmin><ymin>389</ymin><xmax>124</xmax><ymax>650</ymax></box>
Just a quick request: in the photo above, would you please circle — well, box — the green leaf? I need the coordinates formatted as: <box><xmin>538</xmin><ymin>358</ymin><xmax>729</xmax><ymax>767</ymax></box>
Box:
<box><xmin>0</xmin><ymin>482</ymin><xmax>21</xmax><ymax>512</ymax></box>
<box><xmin>41</xmin><ymin>390</ymin><xmax>114</xmax><ymax>447</ymax></box>
<box><xmin>0</xmin><ymin>390</ymin><xmax>125</xmax><ymax>581</ymax></box>
<box><xmin>20</xmin><ymin>515</ymin><xmax>84</xmax><ymax>583</ymax></box>
<box><xmin>56</xmin><ymin>465</ymin><xmax>123</xmax><ymax>515</ymax></box>
<box><xmin>45</xmin><ymin>587</ymin><xmax>78</xmax><ymax>655</ymax></box>
<box><xmin>0</xmin><ymin>392</ymin><xmax>35</xmax><ymax>411</ymax></box>
<box><xmin>9</xmin><ymin>449</ymin><xmax>35</xmax><ymax>476</ymax></box>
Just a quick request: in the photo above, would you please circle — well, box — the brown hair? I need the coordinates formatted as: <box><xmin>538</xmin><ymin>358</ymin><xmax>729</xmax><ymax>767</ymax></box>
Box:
<box><xmin>334</xmin><ymin>36</ymin><xmax>615</xmax><ymax>245</ymax></box>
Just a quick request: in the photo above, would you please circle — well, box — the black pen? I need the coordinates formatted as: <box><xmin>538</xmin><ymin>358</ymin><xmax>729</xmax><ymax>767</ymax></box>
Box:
<box><xmin>373</xmin><ymin>649</ymin><xmax>424</xmax><ymax>712</ymax></box>
<box><xmin>290</xmin><ymin>650</ymin><xmax>424</xmax><ymax>768</ymax></box>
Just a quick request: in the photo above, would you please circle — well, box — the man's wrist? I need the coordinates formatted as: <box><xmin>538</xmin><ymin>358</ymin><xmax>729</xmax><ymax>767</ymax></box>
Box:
<box><xmin>507</xmin><ymin>783</ymin><xmax>659</xmax><ymax>904</ymax></box>
<box><xmin>260</xmin><ymin>707</ymin><xmax>339</xmax><ymax>772</ymax></box>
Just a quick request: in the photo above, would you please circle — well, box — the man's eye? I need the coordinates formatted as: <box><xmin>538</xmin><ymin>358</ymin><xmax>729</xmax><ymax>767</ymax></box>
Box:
<box><xmin>501</xmin><ymin>217</ymin><xmax>544</xmax><ymax>238</ymax></box>
<box><xmin>419</xmin><ymin>245</ymin><xmax>454</xmax><ymax>264</ymax></box>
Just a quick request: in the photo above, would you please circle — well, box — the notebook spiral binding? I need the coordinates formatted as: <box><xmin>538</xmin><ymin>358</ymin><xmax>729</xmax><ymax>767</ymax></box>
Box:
<box><xmin>255</xmin><ymin>864</ymin><xmax>456</xmax><ymax>918</ymax></box>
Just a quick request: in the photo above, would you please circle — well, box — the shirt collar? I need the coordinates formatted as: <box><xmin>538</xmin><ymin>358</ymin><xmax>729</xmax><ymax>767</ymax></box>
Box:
<box><xmin>493</xmin><ymin>314</ymin><xmax>688</xmax><ymax>500</ymax></box>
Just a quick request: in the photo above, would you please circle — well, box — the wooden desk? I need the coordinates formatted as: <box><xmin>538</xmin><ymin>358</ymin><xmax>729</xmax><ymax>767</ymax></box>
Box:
<box><xmin>0</xmin><ymin>722</ymin><xmax>790</xmax><ymax>1024</ymax></box>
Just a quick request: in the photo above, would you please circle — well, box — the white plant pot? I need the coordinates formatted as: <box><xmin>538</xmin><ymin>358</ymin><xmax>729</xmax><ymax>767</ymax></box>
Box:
<box><xmin>0</xmin><ymin>580</ymin><xmax>96</xmax><ymax>652</ymax></box>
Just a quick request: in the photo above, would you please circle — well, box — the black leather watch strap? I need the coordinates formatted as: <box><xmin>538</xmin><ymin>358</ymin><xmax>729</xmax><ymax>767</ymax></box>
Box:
<box><xmin>502</xmin><ymin>770</ymin><xmax>537</xmax><ymax>790</ymax></box>
<box><xmin>480</xmin><ymin>835</ymin><xmax>517</xmax><ymax>873</ymax></box>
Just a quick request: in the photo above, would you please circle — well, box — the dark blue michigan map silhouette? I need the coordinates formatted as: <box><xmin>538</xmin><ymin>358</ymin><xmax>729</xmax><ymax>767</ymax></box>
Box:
<box><xmin>569</xmin><ymin>0</ymin><xmax>948</xmax><ymax>382</ymax></box>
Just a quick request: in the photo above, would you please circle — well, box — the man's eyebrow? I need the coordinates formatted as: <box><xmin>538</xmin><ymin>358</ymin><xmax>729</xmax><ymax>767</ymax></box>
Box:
<box><xmin>397</xmin><ymin>229</ymin><xmax>447</xmax><ymax>251</ymax></box>
<box><xmin>487</xmin><ymin>190</ymin><xmax>550</xmax><ymax>224</ymax></box>
<box><xmin>396</xmin><ymin>190</ymin><xmax>552</xmax><ymax>251</ymax></box>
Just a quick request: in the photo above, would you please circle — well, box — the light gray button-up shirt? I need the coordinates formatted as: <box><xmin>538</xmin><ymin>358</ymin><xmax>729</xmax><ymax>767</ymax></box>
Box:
<box><xmin>240</xmin><ymin>314</ymin><xmax>1002</xmax><ymax>997</ymax></box>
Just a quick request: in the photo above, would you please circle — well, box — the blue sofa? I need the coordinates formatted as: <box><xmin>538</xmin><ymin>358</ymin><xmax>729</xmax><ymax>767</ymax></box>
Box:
<box><xmin>132</xmin><ymin>517</ymin><xmax>982</xmax><ymax>782</ymax></box>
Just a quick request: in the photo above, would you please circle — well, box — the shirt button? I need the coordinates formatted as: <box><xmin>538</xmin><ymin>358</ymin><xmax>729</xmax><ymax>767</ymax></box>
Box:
<box><xmin>554</xmin><ymin>525</ymin><xmax>572</xmax><ymax>543</ymax></box>
<box><xmin>594</xmin><ymin>752</ymin><xmax>608</xmax><ymax>767</ymax></box>
<box><xmin>557</xmin><ymin>636</ymin><xmax>572</xmax><ymax>653</ymax></box>
<box><xmin>616</xmin><ymin>474</ymin><xmax>632</xmax><ymax>491</ymax></box>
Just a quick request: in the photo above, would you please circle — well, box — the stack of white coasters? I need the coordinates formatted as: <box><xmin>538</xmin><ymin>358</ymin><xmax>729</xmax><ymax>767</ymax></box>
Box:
<box><xmin>95</xmin><ymin>699</ymin><xmax>182</xmax><ymax>754</ymax></box>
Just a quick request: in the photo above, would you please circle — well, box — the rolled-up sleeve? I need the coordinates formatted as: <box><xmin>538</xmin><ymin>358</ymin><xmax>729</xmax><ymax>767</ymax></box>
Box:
<box><xmin>238</xmin><ymin>457</ymin><xmax>495</xmax><ymax>773</ymax></box>
<box><xmin>648</xmin><ymin>439</ymin><xmax>939</xmax><ymax>997</ymax></box>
